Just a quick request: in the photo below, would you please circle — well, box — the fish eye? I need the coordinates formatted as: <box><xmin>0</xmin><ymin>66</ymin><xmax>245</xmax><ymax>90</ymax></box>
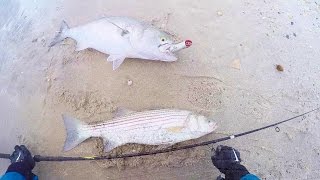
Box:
<box><xmin>160</xmin><ymin>37</ymin><xmax>166</xmax><ymax>42</ymax></box>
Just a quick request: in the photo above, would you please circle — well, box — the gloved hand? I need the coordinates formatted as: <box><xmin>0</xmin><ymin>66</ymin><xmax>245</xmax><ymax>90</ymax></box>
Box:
<box><xmin>9</xmin><ymin>145</ymin><xmax>35</xmax><ymax>170</ymax></box>
<box><xmin>211</xmin><ymin>145</ymin><xmax>249</xmax><ymax>180</ymax></box>
<box><xmin>6</xmin><ymin>145</ymin><xmax>36</xmax><ymax>179</ymax></box>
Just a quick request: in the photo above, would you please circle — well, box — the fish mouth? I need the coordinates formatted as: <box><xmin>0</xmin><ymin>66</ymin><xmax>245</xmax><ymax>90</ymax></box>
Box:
<box><xmin>159</xmin><ymin>40</ymin><xmax>192</xmax><ymax>54</ymax></box>
<box><xmin>158</xmin><ymin>43</ymin><xmax>172</xmax><ymax>52</ymax></box>
<box><xmin>158</xmin><ymin>43</ymin><xmax>178</xmax><ymax>61</ymax></box>
<box><xmin>158</xmin><ymin>39</ymin><xmax>192</xmax><ymax>61</ymax></box>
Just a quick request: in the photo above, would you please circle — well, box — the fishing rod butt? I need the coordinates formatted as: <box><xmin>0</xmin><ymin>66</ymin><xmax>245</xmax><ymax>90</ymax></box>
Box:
<box><xmin>33</xmin><ymin>155</ymin><xmax>42</xmax><ymax>162</ymax></box>
<box><xmin>0</xmin><ymin>153</ymin><xmax>10</xmax><ymax>160</ymax></box>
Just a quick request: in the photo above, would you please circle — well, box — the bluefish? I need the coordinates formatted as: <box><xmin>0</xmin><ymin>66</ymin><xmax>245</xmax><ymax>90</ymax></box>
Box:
<box><xmin>50</xmin><ymin>16</ymin><xmax>192</xmax><ymax>70</ymax></box>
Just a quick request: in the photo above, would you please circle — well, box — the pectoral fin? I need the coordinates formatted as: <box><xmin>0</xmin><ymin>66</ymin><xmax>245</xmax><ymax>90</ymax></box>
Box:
<box><xmin>106</xmin><ymin>20</ymin><xmax>130</xmax><ymax>37</ymax></box>
<box><xmin>121</xmin><ymin>29</ymin><xmax>129</xmax><ymax>36</ymax></box>
<box><xmin>107</xmin><ymin>55</ymin><xmax>126</xmax><ymax>70</ymax></box>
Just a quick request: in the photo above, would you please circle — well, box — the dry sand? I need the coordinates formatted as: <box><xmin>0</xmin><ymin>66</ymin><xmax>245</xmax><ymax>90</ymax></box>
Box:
<box><xmin>1</xmin><ymin>0</ymin><xmax>320</xmax><ymax>179</ymax></box>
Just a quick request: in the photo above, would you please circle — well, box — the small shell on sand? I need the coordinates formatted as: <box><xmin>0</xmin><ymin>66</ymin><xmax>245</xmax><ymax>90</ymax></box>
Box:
<box><xmin>230</xmin><ymin>59</ymin><xmax>241</xmax><ymax>70</ymax></box>
<box><xmin>127</xmin><ymin>80</ymin><xmax>133</xmax><ymax>86</ymax></box>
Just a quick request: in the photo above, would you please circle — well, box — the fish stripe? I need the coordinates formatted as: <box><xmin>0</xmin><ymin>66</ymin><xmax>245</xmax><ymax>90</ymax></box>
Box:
<box><xmin>90</xmin><ymin>111</ymin><xmax>190</xmax><ymax>126</ymax></box>
<box><xmin>92</xmin><ymin>113</ymin><xmax>188</xmax><ymax>128</ymax></box>
<box><xmin>88</xmin><ymin>114</ymin><xmax>188</xmax><ymax>131</ymax></box>
<box><xmin>103</xmin><ymin>109</ymin><xmax>189</xmax><ymax>124</ymax></box>
<box><xmin>107</xmin><ymin>116</ymin><xmax>182</xmax><ymax>129</ymax></box>
<box><xmin>92</xmin><ymin>120</ymin><xmax>182</xmax><ymax>133</ymax></box>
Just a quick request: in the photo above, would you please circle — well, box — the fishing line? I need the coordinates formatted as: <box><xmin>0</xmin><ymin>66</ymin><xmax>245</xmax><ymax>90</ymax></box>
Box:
<box><xmin>0</xmin><ymin>107</ymin><xmax>319</xmax><ymax>162</ymax></box>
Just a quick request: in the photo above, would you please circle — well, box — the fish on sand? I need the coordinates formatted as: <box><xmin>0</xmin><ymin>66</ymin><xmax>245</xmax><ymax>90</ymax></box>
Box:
<box><xmin>50</xmin><ymin>16</ymin><xmax>192</xmax><ymax>70</ymax></box>
<box><xmin>63</xmin><ymin>109</ymin><xmax>217</xmax><ymax>152</ymax></box>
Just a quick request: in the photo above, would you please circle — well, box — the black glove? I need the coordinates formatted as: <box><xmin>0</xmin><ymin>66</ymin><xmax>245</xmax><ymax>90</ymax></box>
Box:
<box><xmin>211</xmin><ymin>145</ymin><xmax>249</xmax><ymax>180</ymax></box>
<box><xmin>6</xmin><ymin>145</ymin><xmax>36</xmax><ymax>180</ymax></box>
<box><xmin>9</xmin><ymin>145</ymin><xmax>35</xmax><ymax>169</ymax></box>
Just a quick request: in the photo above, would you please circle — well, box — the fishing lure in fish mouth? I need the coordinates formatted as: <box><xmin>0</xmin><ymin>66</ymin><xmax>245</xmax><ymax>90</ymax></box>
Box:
<box><xmin>159</xmin><ymin>40</ymin><xmax>193</xmax><ymax>53</ymax></box>
<box><xmin>49</xmin><ymin>16</ymin><xmax>193</xmax><ymax>70</ymax></box>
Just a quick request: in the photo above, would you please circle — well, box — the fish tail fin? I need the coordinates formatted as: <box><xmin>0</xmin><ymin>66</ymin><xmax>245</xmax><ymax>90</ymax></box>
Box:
<box><xmin>49</xmin><ymin>20</ymin><xmax>70</xmax><ymax>47</ymax></box>
<box><xmin>62</xmin><ymin>114</ymin><xmax>90</xmax><ymax>151</ymax></box>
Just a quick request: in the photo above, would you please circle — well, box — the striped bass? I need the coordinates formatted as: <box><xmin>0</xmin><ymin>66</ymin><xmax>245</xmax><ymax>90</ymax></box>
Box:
<box><xmin>62</xmin><ymin>109</ymin><xmax>217</xmax><ymax>152</ymax></box>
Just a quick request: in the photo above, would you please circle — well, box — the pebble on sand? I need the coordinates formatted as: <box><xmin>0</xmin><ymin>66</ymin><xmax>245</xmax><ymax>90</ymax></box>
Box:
<box><xmin>217</xmin><ymin>11</ymin><xmax>223</xmax><ymax>16</ymax></box>
<box><xmin>127</xmin><ymin>80</ymin><xmax>133</xmax><ymax>86</ymax></box>
<box><xmin>276</xmin><ymin>64</ymin><xmax>284</xmax><ymax>72</ymax></box>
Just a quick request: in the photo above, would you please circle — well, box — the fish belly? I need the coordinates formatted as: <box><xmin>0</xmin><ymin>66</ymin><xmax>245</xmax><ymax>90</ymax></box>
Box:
<box><xmin>91</xmin><ymin>110</ymin><xmax>199</xmax><ymax>146</ymax></box>
<box><xmin>66</xmin><ymin>19</ymin><xmax>133</xmax><ymax>55</ymax></box>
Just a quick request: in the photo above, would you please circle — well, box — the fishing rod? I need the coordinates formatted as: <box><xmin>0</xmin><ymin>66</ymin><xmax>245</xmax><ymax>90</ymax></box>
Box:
<box><xmin>0</xmin><ymin>107</ymin><xmax>319</xmax><ymax>162</ymax></box>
